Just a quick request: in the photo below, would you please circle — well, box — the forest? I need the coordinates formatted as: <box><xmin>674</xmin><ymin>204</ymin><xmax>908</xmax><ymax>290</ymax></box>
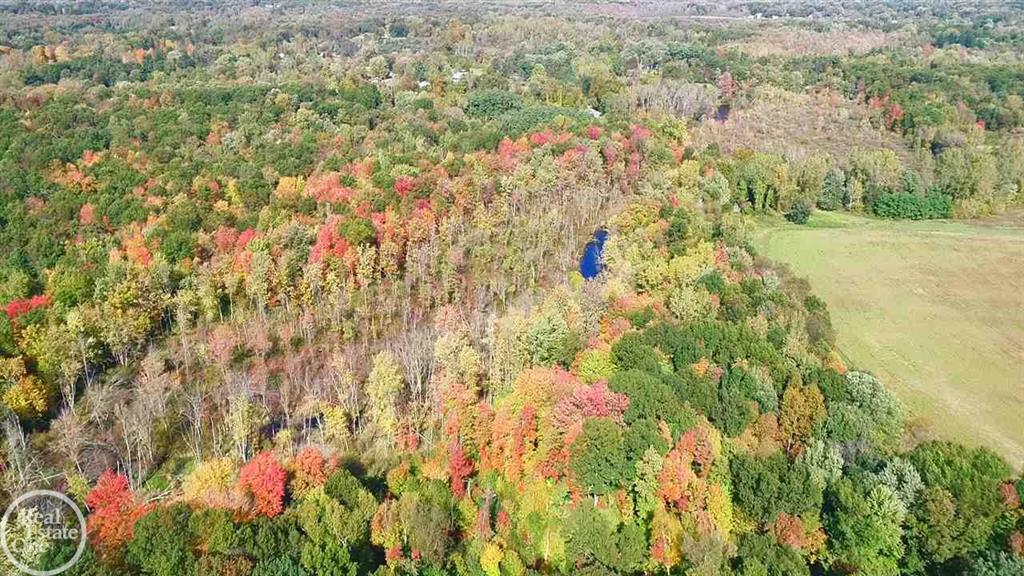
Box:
<box><xmin>0</xmin><ymin>1</ymin><xmax>1021</xmax><ymax>575</ymax></box>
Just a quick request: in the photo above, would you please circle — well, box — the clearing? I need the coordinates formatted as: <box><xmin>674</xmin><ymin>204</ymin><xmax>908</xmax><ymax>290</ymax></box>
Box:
<box><xmin>755</xmin><ymin>211</ymin><xmax>1024</xmax><ymax>467</ymax></box>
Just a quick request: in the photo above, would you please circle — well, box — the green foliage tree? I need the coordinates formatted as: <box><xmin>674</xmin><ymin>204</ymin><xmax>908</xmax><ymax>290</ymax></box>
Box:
<box><xmin>730</xmin><ymin>452</ymin><xmax>823</xmax><ymax>525</ymax></box>
<box><xmin>903</xmin><ymin>442</ymin><xmax>1013</xmax><ymax>567</ymax></box>
<box><xmin>817</xmin><ymin>167</ymin><xmax>845</xmax><ymax>211</ymax></box>
<box><xmin>565</xmin><ymin>500</ymin><xmax>645</xmax><ymax>573</ymax></box>
<box><xmin>570</xmin><ymin>418</ymin><xmax>629</xmax><ymax>495</ymax></box>
<box><xmin>126</xmin><ymin>504</ymin><xmax>197</xmax><ymax>576</ymax></box>
<box><xmin>733</xmin><ymin>534</ymin><xmax>809</xmax><ymax>576</ymax></box>
<box><xmin>785</xmin><ymin>200</ymin><xmax>812</xmax><ymax>224</ymax></box>
<box><xmin>466</xmin><ymin>90</ymin><xmax>523</xmax><ymax>118</ymax></box>
<box><xmin>824</xmin><ymin>478</ymin><xmax>905</xmax><ymax>576</ymax></box>
<box><xmin>526</xmin><ymin>313</ymin><xmax>578</xmax><ymax>367</ymax></box>
<box><xmin>396</xmin><ymin>481</ymin><xmax>455</xmax><ymax>567</ymax></box>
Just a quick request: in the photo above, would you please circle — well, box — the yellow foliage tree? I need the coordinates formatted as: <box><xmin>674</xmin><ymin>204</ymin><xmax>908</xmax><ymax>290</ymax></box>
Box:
<box><xmin>780</xmin><ymin>384</ymin><xmax>826</xmax><ymax>453</ymax></box>
<box><xmin>182</xmin><ymin>457</ymin><xmax>237</xmax><ymax>508</ymax></box>
<box><xmin>273</xmin><ymin>176</ymin><xmax>306</xmax><ymax>201</ymax></box>
<box><xmin>480</xmin><ymin>542</ymin><xmax>503</xmax><ymax>576</ymax></box>
<box><xmin>321</xmin><ymin>404</ymin><xmax>351</xmax><ymax>447</ymax></box>
<box><xmin>2</xmin><ymin>374</ymin><xmax>51</xmax><ymax>419</ymax></box>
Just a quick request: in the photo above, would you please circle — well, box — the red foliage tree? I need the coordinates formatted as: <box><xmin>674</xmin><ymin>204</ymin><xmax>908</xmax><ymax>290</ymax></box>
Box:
<box><xmin>386</xmin><ymin>545</ymin><xmax>403</xmax><ymax>563</ymax></box>
<box><xmin>236</xmin><ymin>228</ymin><xmax>256</xmax><ymax>250</ymax></box>
<box><xmin>308</xmin><ymin>171</ymin><xmax>355</xmax><ymax>204</ymax></box>
<box><xmin>213</xmin><ymin>226</ymin><xmax>240</xmax><ymax>253</ymax></box>
<box><xmin>547</xmin><ymin>381</ymin><xmax>630</xmax><ymax>476</ymax></box>
<box><xmin>447</xmin><ymin>440</ymin><xmax>474</xmax><ymax>498</ymax></box>
<box><xmin>529</xmin><ymin>131</ymin><xmax>553</xmax><ymax>147</ymax></box>
<box><xmin>79</xmin><ymin>203</ymin><xmax>96</xmax><ymax>225</ymax></box>
<box><xmin>85</xmin><ymin>470</ymin><xmax>149</xmax><ymax>557</ymax></box>
<box><xmin>508</xmin><ymin>405</ymin><xmax>536</xmax><ymax>483</ymax></box>
<box><xmin>658</xmin><ymin>444</ymin><xmax>698</xmax><ymax>512</ymax></box>
<box><xmin>1011</xmin><ymin>531</ymin><xmax>1023</xmax><ymax>557</ymax></box>
<box><xmin>552</xmin><ymin>381</ymin><xmax>629</xmax><ymax>431</ymax></box>
<box><xmin>238</xmin><ymin>451</ymin><xmax>287</xmax><ymax>518</ymax></box>
<box><xmin>393</xmin><ymin>175</ymin><xmax>416</xmax><ymax>197</ymax></box>
<box><xmin>1000</xmin><ymin>482</ymin><xmax>1020</xmax><ymax>509</ymax></box>
<box><xmin>497</xmin><ymin>138</ymin><xmax>525</xmax><ymax>170</ymax></box>
<box><xmin>309</xmin><ymin>215</ymin><xmax>352</xmax><ymax>265</ymax></box>
<box><xmin>771</xmin><ymin>512</ymin><xmax>806</xmax><ymax>550</ymax></box>
<box><xmin>4</xmin><ymin>294</ymin><xmax>51</xmax><ymax>321</ymax></box>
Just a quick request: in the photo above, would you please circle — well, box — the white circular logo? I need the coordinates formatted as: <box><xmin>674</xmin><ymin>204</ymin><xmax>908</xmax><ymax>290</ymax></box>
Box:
<box><xmin>1</xmin><ymin>490</ymin><xmax>86</xmax><ymax>576</ymax></box>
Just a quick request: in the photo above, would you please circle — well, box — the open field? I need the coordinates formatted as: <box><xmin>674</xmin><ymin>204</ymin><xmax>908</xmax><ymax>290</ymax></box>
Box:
<box><xmin>755</xmin><ymin>211</ymin><xmax>1024</xmax><ymax>467</ymax></box>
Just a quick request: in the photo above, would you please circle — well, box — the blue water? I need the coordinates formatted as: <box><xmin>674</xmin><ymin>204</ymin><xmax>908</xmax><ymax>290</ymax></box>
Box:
<box><xmin>579</xmin><ymin>228</ymin><xmax>609</xmax><ymax>279</ymax></box>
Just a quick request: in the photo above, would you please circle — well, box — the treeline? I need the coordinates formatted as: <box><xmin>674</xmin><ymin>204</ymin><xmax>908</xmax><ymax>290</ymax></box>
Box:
<box><xmin>715</xmin><ymin>142</ymin><xmax>1018</xmax><ymax>222</ymax></box>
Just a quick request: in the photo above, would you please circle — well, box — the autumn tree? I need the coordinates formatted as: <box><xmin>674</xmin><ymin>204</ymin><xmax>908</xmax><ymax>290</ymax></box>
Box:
<box><xmin>779</xmin><ymin>383</ymin><xmax>825</xmax><ymax>454</ymax></box>
<box><xmin>238</xmin><ymin>451</ymin><xmax>288</xmax><ymax>518</ymax></box>
<box><xmin>86</xmin><ymin>470</ymin><xmax>150</xmax><ymax>558</ymax></box>
<box><xmin>367</xmin><ymin>351</ymin><xmax>404</xmax><ymax>445</ymax></box>
<box><xmin>95</xmin><ymin>264</ymin><xmax>168</xmax><ymax>365</ymax></box>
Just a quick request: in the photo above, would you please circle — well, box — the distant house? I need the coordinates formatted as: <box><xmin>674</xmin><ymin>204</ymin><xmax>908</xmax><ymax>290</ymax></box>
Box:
<box><xmin>418</xmin><ymin>80</ymin><xmax>431</xmax><ymax>89</ymax></box>
<box><xmin>586</xmin><ymin>107</ymin><xmax>602</xmax><ymax>118</ymax></box>
<box><xmin>452</xmin><ymin>70</ymin><xmax>466</xmax><ymax>83</ymax></box>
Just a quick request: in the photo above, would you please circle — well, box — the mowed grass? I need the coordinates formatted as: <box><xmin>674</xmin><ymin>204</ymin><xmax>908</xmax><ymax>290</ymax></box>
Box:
<box><xmin>755</xmin><ymin>211</ymin><xmax>1024</xmax><ymax>467</ymax></box>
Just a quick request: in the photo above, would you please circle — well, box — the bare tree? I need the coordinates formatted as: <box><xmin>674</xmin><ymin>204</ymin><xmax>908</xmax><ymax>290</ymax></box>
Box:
<box><xmin>389</xmin><ymin>323</ymin><xmax>436</xmax><ymax>404</ymax></box>
<box><xmin>180</xmin><ymin>386</ymin><xmax>207</xmax><ymax>464</ymax></box>
<box><xmin>2</xmin><ymin>411</ymin><xmax>44</xmax><ymax>493</ymax></box>
<box><xmin>115</xmin><ymin>353</ymin><xmax>173</xmax><ymax>488</ymax></box>
<box><xmin>51</xmin><ymin>409</ymin><xmax>86</xmax><ymax>473</ymax></box>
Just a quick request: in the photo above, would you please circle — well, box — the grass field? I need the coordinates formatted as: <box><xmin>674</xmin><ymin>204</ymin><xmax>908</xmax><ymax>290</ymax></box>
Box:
<box><xmin>755</xmin><ymin>211</ymin><xmax>1024</xmax><ymax>467</ymax></box>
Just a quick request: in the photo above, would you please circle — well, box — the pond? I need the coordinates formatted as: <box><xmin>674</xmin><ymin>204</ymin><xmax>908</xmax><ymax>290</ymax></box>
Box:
<box><xmin>715</xmin><ymin>104</ymin><xmax>731</xmax><ymax>122</ymax></box>
<box><xmin>579</xmin><ymin>228</ymin><xmax>609</xmax><ymax>279</ymax></box>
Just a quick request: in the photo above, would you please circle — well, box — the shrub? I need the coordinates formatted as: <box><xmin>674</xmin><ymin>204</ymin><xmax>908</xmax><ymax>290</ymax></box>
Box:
<box><xmin>785</xmin><ymin>200</ymin><xmax>812</xmax><ymax>224</ymax></box>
